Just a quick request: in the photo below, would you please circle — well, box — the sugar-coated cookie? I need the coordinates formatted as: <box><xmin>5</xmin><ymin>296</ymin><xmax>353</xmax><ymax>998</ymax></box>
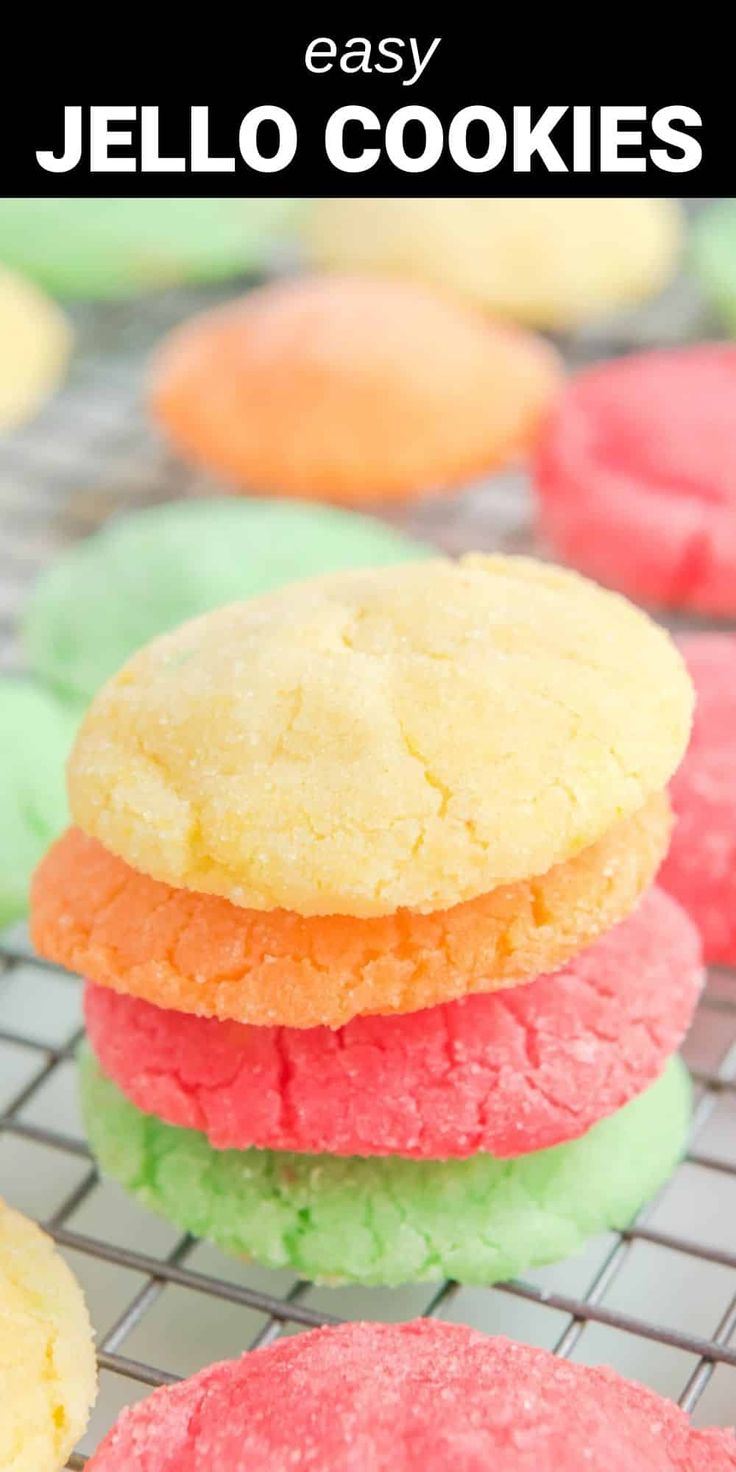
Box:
<box><xmin>0</xmin><ymin>1198</ymin><xmax>96</xmax><ymax>1472</ymax></box>
<box><xmin>24</xmin><ymin>499</ymin><xmax>431</xmax><ymax>704</ymax></box>
<box><xmin>149</xmin><ymin>276</ymin><xmax>562</xmax><ymax>502</ymax></box>
<box><xmin>0</xmin><ymin>198</ymin><xmax>299</xmax><ymax>298</ymax></box>
<box><xmin>67</xmin><ymin>556</ymin><xmax>692</xmax><ymax>918</ymax></box>
<box><xmin>691</xmin><ymin>199</ymin><xmax>736</xmax><ymax>331</ymax></box>
<box><xmin>0</xmin><ymin>265</ymin><xmax>70</xmax><ymax>430</ymax></box>
<box><xmin>0</xmin><ymin>678</ymin><xmax>78</xmax><ymax>927</ymax></box>
<box><xmin>87</xmin><ymin>1320</ymin><xmax>735</xmax><ymax>1472</ymax></box>
<box><xmin>535</xmin><ymin>345</ymin><xmax>736</xmax><ymax>616</ymax></box>
<box><xmin>660</xmin><ymin>635</ymin><xmax>736</xmax><ymax>963</ymax></box>
<box><xmin>305</xmin><ymin>198</ymin><xmax>682</xmax><ymax>328</ymax></box>
<box><xmin>33</xmin><ymin>799</ymin><xmax>670</xmax><ymax>1028</ymax></box>
<box><xmin>84</xmin><ymin>888</ymin><xmax>701</xmax><ymax>1159</ymax></box>
<box><xmin>80</xmin><ymin>1052</ymin><xmax>689</xmax><ymax>1286</ymax></box>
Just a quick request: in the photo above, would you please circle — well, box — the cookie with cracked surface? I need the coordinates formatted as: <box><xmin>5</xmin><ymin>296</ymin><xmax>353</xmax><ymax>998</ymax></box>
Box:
<box><xmin>534</xmin><ymin>344</ymin><xmax>736</xmax><ymax>617</ymax></box>
<box><xmin>80</xmin><ymin>1051</ymin><xmax>689</xmax><ymax>1286</ymax></box>
<box><xmin>0</xmin><ymin>1198</ymin><xmax>96</xmax><ymax>1472</ymax></box>
<box><xmin>87</xmin><ymin>1319</ymin><xmax>735</xmax><ymax>1471</ymax></box>
<box><xmin>33</xmin><ymin>797</ymin><xmax>670</xmax><ymax>1028</ymax></box>
<box><xmin>83</xmin><ymin>887</ymin><xmax>701</xmax><ymax>1159</ymax></box>
<box><xmin>66</xmin><ymin>555</ymin><xmax>692</xmax><ymax>918</ymax></box>
<box><xmin>0</xmin><ymin>264</ymin><xmax>70</xmax><ymax>430</ymax></box>
<box><xmin>149</xmin><ymin>276</ymin><xmax>562</xmax><ymax>503</ymax></box>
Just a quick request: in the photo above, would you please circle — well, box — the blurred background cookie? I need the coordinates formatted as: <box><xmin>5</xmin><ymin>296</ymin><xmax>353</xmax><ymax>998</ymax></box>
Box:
<box><xmin>0</xmin><ymin>265</ymin><xmax>70</xmax><ymax>431</ymax></box>
<box><xmin>304</xmin><ymin>198</ymin><xmax>683</xmax><ymax>328</ymax></box>
<box><xmin>0</xmin><ymin>677</ymin><xmax>77</xmax><ymax>926</ymax></box>
<box><xmin>0</xmin><ymin>197</ymin><xmax>300</xmax><ymax>299</ymax></box>
<box><xmin>149</xmin><ymin>276</ymin><xmax>562</xmax><ymax>502</ymax></box>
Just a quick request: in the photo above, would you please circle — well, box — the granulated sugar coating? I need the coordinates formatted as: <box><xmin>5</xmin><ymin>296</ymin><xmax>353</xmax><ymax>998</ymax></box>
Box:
<box><xmin>80</xmin><ymin>1053</ymin><xmax>689</xmax><ymax>1286</ymax></box>
<box><xmin>84</xmin><ymin>889</ymin><xmax>702</xmax><ymax>1160</ymax></box>
<box><xmin>0</xmin><ymin>1199</ymin><xmax>96</xmax><ymax>1472</ymax></box>
<box><xmin>149</xmin><ymin>275</ymin><xmax>562</xmax><ymax>502</ymax></box>
<box><xmin>67</xmin><ymin>555</ymin><xmax>692</xmax><ymax>918</ymax></box>
<box><xmin>660</xmin><ymin>635</ymin><xmax>736</xmax><ymax>963</ymax></box>
<box><xmin>33</xmin><ymin>798</ymin><xmax>670</xmax><ymax>1028</ymax></box>
<box><xmin>535</xmin><ymin>344</ymin><xmax>736</xmax><ymax>617</ymax></box>
<box><xmin>87</xmin><ymin>1319</ymin><xmax>735</xmax><ymax>1470</ymax></box>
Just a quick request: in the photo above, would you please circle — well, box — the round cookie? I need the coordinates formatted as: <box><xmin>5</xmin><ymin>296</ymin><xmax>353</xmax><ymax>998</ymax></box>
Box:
<box><xmin>0</xmin><ymin>265</ymin><xmax>70</xmax><ymax>430</ymax></box>
<box><xmin>0</xmin><ymin>1198</ymin><xmax>96</xmax><ymax>1472</ymax></box>
<box><xmin>67</xmin><ymin>555</ymin><xmax>693</xmax><ymax>918</ymax></box>
<box><xmin>660</xmin><ymin>635</ymin><xmax>736</xmax><ymax>963</ymax></box>
<box><xmin>691</xmin><ymin>199</ymin><xmax>736</xmax><ymax>331</ymax></box>
<box><xmin>24</xmin><ymin>499</ymin><xmax>432</xmax><ymax>705</ymax></box>
<box><xmin>0</xmin><ymin>678</ymin><xmax>78</xmax><ymax>928</ymax></box>
<box><xmin>87</xmin><ymin>1320</ymin><xmax>735</xmax><ymax>1472</ymax></box>
<box><xmin>80</xmin><ymin>1051</ymin><xmax>690</xmax><ymax>1286</ymax></box>
<box><xmin>149</xmin><ymin>275</ymin><xmax>562</xmax><ymax>503</ymax></box>
<box><xmin>33</xmin><ymin>798</ymin><xmax>670</xmax><ymax>1028</ymax></box>
<box><xmin>534</xmin><ymin>344</ymin><xmax>736</xmax><ymax>617</ymax></box>
<box><xmin>84</xmin><ymin>888</ymin><xmax>702</xmax><ymax>1160</ymax></box>
<box><xmin>0</xmin><ymin>198</ymin><xmax>299</xmax><ymax>298</ymax></box>
<box><xmin>304</xmin><ymin>198</ymin><xmax>682</xmax><ymax>329</ymax></box>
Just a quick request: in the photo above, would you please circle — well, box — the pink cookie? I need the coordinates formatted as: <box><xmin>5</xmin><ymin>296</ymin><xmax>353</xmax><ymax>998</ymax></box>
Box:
<box><xmin>534</xmin><ymin>344</ymin><xmax>736</xmax><ymax>615</ymax></box>
<box><xmin>660</xmin><ymin>635</ymin><xmax>736</xmax><ymax>963</ymax></box>
<box><xmin>87</xmin><ymin>1320</ymin><xmax>735</xmax><ymax>1471</ymax></box>
<box><xmin>84</xmin><ymin>888</ymin><xmax>702</xmax><ymax>1161</ymax></box>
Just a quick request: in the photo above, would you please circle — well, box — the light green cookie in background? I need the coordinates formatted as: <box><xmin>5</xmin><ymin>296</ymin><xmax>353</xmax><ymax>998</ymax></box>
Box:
<box><xmin>0</xmin><ymin>678</ymin><xmax>79</xmax><ymax>927</ymax></box>
<box><xmin>0</xmin><ymin>198</ymin><xmax>301</xmax><ymax>299</ymax></box>
<box><xmin>80</xmin><ymin>1051</ymin><xmax>690</xmax><ymax>1288</ymax></box>
<box><xmin>691</xmin><ymin>200</ymin><xmax>736</xmax><ymax>331</ymax></box>
<box><xmin>24</xmin><ymin>498</ymin><xmax>434</xmax><ymax>705</ymax></box>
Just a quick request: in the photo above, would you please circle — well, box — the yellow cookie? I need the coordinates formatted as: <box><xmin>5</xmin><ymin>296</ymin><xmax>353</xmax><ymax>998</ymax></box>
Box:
<box><xmin>68</xmin><ymin>555</ymin><xmax>692</xmax><ymax>918</ymax></box>
<box><xmin>305</xmin><ymin>198</ymin><xmax>682</xmax><ymax>329</ymax></box>
<box><xmin>0</xmin><ymin>1198</ymin><xmax>96</xmax><ymax>1471</ymax></box>
<box><xmin>0</xmin><ymin>266</ymin><xmax>70</xmax><ymax>431</ymax></box>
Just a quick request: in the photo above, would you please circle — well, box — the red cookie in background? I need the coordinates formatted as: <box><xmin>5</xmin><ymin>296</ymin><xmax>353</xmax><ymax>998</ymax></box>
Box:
<box><xmin>660</xmin><ymin>635</ymin><xmax>736</xmax><ymax>964</ymax></box>
<box><xmin>87</xmin><ymin>1320</ymin><xmax>736</xmax><ymax>1471</ymax></box>
<box><xmin>85</xmin><ymin>888</ymin><xmax>702</xmax><ymax>1161</ymax></box>
<box><xmin>534</xmin><ymin>344</ymin><xmax>736</xmax><ymax>616</ymax></box>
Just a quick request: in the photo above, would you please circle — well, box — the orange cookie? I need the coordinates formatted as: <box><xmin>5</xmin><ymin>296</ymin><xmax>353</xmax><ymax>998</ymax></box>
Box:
<box><xmin>149</xmin><ymin>275</ymin><xmax>562</xmax><ymax>503</ymax></box>
<box><xmin>33</xmin><ymin>797</ymin><xmax>669</xmax><ymax>1029</ymax></box>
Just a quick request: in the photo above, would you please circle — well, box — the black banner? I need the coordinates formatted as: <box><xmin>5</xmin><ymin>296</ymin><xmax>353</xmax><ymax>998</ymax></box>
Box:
<box><xmin>0</xmin><ymin>36</ymin><xmax>729</xmax><ymax>196</ymax></box>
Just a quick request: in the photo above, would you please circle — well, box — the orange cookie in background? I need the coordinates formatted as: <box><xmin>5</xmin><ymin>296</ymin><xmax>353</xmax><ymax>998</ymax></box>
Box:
<box><xmin>149</xmin><ymin>275</ymin><xmax>562</xmax><ymax>504</ymax></box>
<box><xmin>33</xmin><ymin>796</ymin><xmax>669</xmax><ymax>1029</ymax></box>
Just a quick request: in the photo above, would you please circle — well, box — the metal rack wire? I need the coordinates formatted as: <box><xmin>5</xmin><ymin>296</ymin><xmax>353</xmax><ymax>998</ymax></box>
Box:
<box><xmin>0</xmin><ymin>270</ymin><xmax>734</xmax><ymax>1465</ymax></box>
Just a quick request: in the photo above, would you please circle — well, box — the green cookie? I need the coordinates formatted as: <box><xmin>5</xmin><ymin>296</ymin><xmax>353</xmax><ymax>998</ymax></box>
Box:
<box><xmin>80</xmin><ymin>1050</ymin><xmax>690</xmax><ymax>1287</ymax></box>
<box><xmin>0</xmin><ymin>678</ymin><xmax>79</xmax><ymax>927</ymax></box>
<box><xmin>0</xmin><ymin>198</ymin><xmax>300</xmax><ymax>299</ymax></box>
<box><xmin>24</xmin><ymin>499</ymin><xmax>432</xmax><ymax>704</ymax></box>
<box><xmin>691</xmin><ymin>201</ymin><xmax>736</xmax><ymax>331</ymax></box>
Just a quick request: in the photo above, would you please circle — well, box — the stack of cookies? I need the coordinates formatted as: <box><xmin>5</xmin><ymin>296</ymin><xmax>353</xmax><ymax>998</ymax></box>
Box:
<box><xmin>32</xmin><ymin>555</ymin><xmax>700</xmax><ymax>1287</ymax></box>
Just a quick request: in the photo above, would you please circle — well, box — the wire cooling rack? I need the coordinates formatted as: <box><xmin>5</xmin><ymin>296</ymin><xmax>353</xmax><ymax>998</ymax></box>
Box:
<box><xmin>0</xmin><ymin>258</ymin><xmax>735</xmax><ymax>1465</ymax></box>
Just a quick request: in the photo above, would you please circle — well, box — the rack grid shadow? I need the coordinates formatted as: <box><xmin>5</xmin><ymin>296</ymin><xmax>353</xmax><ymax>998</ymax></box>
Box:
<box><xmin>0</xmin><ymin>275</ymin><xmax>733</xmax><ymax>1465</ymax></box>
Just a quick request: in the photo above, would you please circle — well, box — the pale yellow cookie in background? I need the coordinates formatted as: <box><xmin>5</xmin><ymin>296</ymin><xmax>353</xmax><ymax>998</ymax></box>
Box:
<box><xmin>304</xmin><ymin>198</ymin><xmax>683</xmax><ymax>329</ymax></box>
<box><xmin>0</xmin><ymin>1198</ymin><xmax>96</xmax><ymax>1471</ymax></box>
<box><xmin>68</xmin><ymin>555</ymin><xmax>693</xmax><ymax>918</ymax></box>
<box><xmin>0</xmin><ymin>266</ymin><xmax>70</xmax><ymax>431</ymax></box>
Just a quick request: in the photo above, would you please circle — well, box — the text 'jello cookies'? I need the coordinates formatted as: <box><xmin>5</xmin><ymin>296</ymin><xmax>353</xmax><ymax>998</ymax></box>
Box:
<box><xmin>67</xmin><ymin>555</ymin><xmax>692</xmax><ymax>918</ymax></box>
<box><xmin>0</xmin><ymin>1198</ymin><xmax>96</xmax><ymax>1472</ymax></box>
<box><xmin>149</xmin><ymin>276</ymin><xmax>562</xmax><ymax>502</ymax></box>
